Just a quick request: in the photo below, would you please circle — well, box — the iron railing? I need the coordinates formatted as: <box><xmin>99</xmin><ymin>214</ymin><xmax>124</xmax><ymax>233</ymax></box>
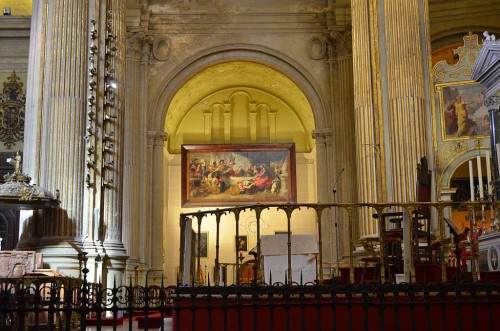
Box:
<box><xmin>0</xmin><ymin>275</ymin><xmax>499</xmax><ymax>331</ymax></box>
<box><xmin>180</xmin><ymin>201</ymin><xmax>499</xmax><ymax>286</ymax></box>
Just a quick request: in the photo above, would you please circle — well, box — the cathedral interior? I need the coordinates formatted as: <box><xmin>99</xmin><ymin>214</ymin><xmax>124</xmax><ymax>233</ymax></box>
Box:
<box><xmin>0</xmin><ymin>0</ymin><xmax>499</xmax><ymax>290</ymax></box>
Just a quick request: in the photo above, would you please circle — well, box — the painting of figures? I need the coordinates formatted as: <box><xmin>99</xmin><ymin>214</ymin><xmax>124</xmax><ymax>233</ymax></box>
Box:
<box><xmin>439</xmin><ymin>82</ymin><xmax>489</xmax><ymax>140</ymax></box>
<box><xmin>181</xmin><ymin>144</ymin><xmax>296</xmax><ymax>207</ymax></box>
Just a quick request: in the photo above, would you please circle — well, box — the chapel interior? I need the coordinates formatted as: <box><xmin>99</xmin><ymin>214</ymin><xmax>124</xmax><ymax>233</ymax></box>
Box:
<box><xmin>0</xmin><ymin>0</ymin><xmax>499</xmax><ymax>288</ymax></box>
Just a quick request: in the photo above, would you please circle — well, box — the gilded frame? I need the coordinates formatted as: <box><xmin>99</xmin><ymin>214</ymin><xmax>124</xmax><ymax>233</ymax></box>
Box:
<box><xmin>181</xmin><ymin>143</ymin><xmax>297</xmax><ymax>207</ymax></box>
<box><xmin>436</xmin><ymin>81</ymin><xmax>489</xmax><ymax>141</ymax></box>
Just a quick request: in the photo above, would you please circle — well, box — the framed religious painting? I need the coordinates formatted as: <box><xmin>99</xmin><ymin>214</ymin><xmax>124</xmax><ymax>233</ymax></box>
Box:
<box><xmin>181</xmin><ymin>143</ymin><xmax>297</xmax><ymax>207</ymax></box>
<box><xmin>193</xmin><ymin>232</ymin><xmax>208</xmax><ymax>258</ymax></box>
<box><xmin>436</xmin><ymin>81</ymin><xmax>489</xmax><ymax>140</ymax></box>
<box><xmin>236</xmin><ymin>235</ymin><xmax>248</xmax><ymax>252</ymax></box>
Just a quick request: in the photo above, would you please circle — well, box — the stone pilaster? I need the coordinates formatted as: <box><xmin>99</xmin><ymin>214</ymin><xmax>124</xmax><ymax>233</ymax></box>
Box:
<box><xmin>124</xmin><ymin>31</ymin><xmax>153</xmax><ymax>265</ymax></box>
<box><xmin>312</xmin><ymin>129</ymin><xmax>335</xmax><ymax>264</ymax></box>
<box><xmin>150</xmin><ymin>131</ymin><xmax>168</xmax><ymax>272</ymax></box>
<box><xmin>327</xmin><ymin>29</ymin><xmax>357</xmax><ymax>255</ymax></box>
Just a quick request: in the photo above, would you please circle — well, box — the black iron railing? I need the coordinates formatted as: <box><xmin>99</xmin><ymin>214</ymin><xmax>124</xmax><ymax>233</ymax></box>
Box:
<box><xmin>1</xmin><ymin>274</ymin><xmax>499</xmax><ymax>331</ymax></box>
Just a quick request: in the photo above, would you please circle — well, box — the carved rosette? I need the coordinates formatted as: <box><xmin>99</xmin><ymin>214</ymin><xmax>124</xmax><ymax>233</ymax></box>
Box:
<box><xmin>0</xmin><ymin>71</ymin><xmax>25</xmax><ymax>149</ymax></box>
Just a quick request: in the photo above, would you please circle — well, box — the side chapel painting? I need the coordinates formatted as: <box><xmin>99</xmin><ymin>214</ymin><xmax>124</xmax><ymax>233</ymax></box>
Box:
<box><xmin>181</xmin><ymin>143</ymin><xmax>296</xmax><ymax>207</ymax></box>
<box><xmin>438</xmin><ymin>82</ymin><xmax>489</xmax><ymax>140</ymax></box>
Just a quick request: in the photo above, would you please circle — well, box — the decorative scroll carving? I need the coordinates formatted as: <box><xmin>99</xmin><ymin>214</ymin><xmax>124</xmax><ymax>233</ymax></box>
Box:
<box><xmin>433</xmin><ymin>32</ymin><xmax>482</xmax><ymax>84</ymax></box>
<box><xmin>440</xmin><ymin>140</ymin><xmax>468</xmax><ymax>166</ymax></box>
<box><xmin>0</xmin><ymin>71</ymin><xmax>25</xmax><ymax>149</ymax></box>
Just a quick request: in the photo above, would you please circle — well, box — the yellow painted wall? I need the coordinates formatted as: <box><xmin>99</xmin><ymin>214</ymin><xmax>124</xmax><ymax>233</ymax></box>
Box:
<box><xmin>164</xmin><ymin>151</ymin><xmax>318</xmax><ymax>285</ymax></box>
<box><xmin>0</xmin><ymin>0</ymin><xmax>31</xmax><ymax>15</ymax></box>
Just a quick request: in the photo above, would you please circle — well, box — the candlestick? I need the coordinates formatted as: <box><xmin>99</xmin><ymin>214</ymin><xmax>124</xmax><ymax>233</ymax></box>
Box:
<box><xmin>477</xmin><ymin>155</ymin><xmax>484</xmax><ymax>199</ymax></box>
<box><xmin>496</xmin><ymin>143</ymin><xmax>500</xmax><ymax>171</ymax></box>
<box><xmin>469</xmin><ymin>160</ymin><xmax>475</xmax><ymax>201</ymax></box>
<box><xmin>486</xmin><ymin>151</ymin><xmax>492</xmax><ymax>195</ymax></box>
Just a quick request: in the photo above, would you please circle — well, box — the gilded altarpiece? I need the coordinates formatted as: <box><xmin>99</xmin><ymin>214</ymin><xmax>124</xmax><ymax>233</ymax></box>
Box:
<box><xmin>433</xmin><ymin>33</ymin><xmax>489</xmax><ymax>201</ymax></box>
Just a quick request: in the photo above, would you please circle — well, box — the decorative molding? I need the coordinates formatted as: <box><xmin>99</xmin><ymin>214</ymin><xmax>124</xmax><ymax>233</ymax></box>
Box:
<box><xmin>472</xmin><ymin>37</ymin><xmax>500</xmax><ymax>98</ymax></box>
<box><xmin>152</xmin><ymin>36</ymin><xmax>172</xmax><ymax>61</ymax></box>
<box><xmin>440</xmin><ymin>140</ymin><xmax>468</xmax><ymax>167</ymax></box>
<box><xmin>0</xmin><ymin>71</ymin><xmax>25</xmax><ymax>150</ymax></box>
<box><xmin>485</xmin><ymin>95</ymin><xmax>500</xmax><ymax>109</ymax></box>
<box><xmin>147</xmin><ymin>131</ymin><xmax>168</xmax><ymax>147</ymax></box>
<box><xmin>433</xmin><ymin>32</ymin><xmax>482</xmax><ymax>84</ymax></box>
<box><xmin>307</xmin><ymin>35</ymin><xmax>327</xmax><ymax>60</ymax></box>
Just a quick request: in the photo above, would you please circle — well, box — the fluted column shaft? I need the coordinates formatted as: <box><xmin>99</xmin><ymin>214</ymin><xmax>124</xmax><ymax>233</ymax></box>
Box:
<box><xmin>352</xmin><ymin>0</ymin><xmax>381</xmax><ymax>238</ymax></box>
<box><xmin>384</xmin><ymin>0</ymin><xmax>428</xmax><ymax>202</ymax></box>
<box><xmin>21</xmin><ymin>1</ymin><xmax>89</xmax><ymax>246</ymax></box>
<box><xmin>329</xmin><ymin>30</ymin><xmax>357</xmax><ymax>256</ymax></box>
<box><xmin>352</xmin><ymin>0</ymin><xmax>430</xmax><ymax>237</ymax></box>
<box><xmin>101</xmin><ymin>0</ymin><xmax>126</xmax><ymax>247</ymax></box>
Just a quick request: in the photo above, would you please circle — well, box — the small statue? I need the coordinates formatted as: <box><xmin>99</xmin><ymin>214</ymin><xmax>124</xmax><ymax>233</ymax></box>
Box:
<box><xmin>483</xmin><ymin>31</ymin><xmax>496</xmax><ymax>41</ymax></box>
<box><xmin>6</xmin><ymin>150</ymin><xmax>21</xmax><ymax>174</ymax></box>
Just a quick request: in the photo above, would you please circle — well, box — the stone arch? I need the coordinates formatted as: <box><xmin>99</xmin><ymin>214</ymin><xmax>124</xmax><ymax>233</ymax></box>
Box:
<box><xmin>148</xmin><ymin>44</ymin><xmax>330</xmax><ymax>135</ymax></box>
<box><xmin>439</xmin><ymin>148</ymin><xmax>490</xmax><ymax>195</ymax></box>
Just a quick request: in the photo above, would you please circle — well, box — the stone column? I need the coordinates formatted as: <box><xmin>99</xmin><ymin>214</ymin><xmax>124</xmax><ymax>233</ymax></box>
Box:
<box><xmin>351</xmin><ymin>0</ymin><xmax>383</xmax><ymax>238</ymax></box>
<box><xmin>328</xmin><ymin>29</ymin><xmax>357</xmax><ymax>255</ymax></box>
<box><xmin>382</xmin><ymin>0</ymin><xmax>429</xmax><ymax>202</ymax></box>
<box><xmin>124</xmin><ymin>31</ymin><xmax>153</xmax><ymax>266</ymax></box>
<box><xmin>20</xmin><ymin>0</ymin><xmax>90</xmax><ymax>274</ymax></box>
<box><xmin>150</xmin><ymin>131</ymin><xmax>168</xmax><ymax>272</ymax></box>
<box><xmin>312</xmin><ymin>130</ymin><xmax>334</xmax><ymax>264</ymax></box>
<box><xmin>351</xmin><ymin>0</ymin><xmax>431</xmax><ymax>237</ymax></box>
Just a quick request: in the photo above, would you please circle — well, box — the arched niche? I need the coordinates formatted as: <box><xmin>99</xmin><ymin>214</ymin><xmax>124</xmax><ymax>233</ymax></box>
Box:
<box><xmin>148</xmin><ymin>44</ymin><xmax>330</xmax><ymax>151</ymax></box>
<box><xmin>439</xmin><ymin>149</ymin><xmax>493</xmax><ymax>233</ymax></box>
<box><xmin>166</xmin><ymin>61</ymin><xmax>315</xmax><ymax>153</ymax></box>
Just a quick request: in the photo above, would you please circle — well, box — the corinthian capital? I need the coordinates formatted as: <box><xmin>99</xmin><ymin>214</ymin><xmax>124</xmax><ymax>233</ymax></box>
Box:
<box><xmin>328</xmin><ymin>30</ymin><xmax>353</xmax><ymax>60</ymax></box>
<box><xmin>485</xmin><ymin>95</ymin><xmax>500</xmax><ymax>109</ymax></box>
<box><xmin>126</xmin><ymin>31</ymin><xmax>154</xmax><ymax>62</ymax></box>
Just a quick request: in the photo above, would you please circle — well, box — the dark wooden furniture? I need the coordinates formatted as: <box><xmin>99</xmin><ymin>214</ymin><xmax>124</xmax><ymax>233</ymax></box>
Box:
<box><xmin>373</xmin><ymin>156</ymin><xmax>433</xmax><ymax>266</ymax></box>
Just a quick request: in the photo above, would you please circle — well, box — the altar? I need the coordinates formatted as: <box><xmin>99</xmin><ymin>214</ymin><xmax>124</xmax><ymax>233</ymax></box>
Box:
<box><xmin>260</xmin><ymin>234</ymin><xmax>318</xmax><ymax>284</ymax></box>
<box><xmin>479</xmin><ymin>232</ymin><xmax>500</xmax><ymax>272</ymax></box>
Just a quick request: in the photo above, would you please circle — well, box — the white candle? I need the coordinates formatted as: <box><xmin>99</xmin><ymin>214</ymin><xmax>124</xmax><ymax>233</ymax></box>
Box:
<box><xmin>477</xmin><ymin>155</ymin><xmax>484</xmax><ymax>199</ymax></box>
<box><xmin>496</xmin><ymin>143</ymin><xmax>500</xmax><ymax>170</ymax></box>
<box><xmin>469</xmin><ymin>160</ymin><xmax>475</xmax><ymax>201</ymax></box>
<box><xmin>486</xmin><ymin>151</ymin><xmax>492</xmax><ymax>195</ymax></box>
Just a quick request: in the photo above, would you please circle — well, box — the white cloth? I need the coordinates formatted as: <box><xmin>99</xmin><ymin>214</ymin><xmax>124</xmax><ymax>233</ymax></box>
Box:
<box><xmin>260</xmin><ymin>234</ymin><xmax>319</xmax><ymax>256</ymax></box>
<box><xmin>263</xmin><ymin>255</ymin><xmax>317</xmax><ymax>284</ymax></box>
<box><xmin>260</xmin><ymin>235</ymin><xmax>319</xmax><ymax>284</ymax></box>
